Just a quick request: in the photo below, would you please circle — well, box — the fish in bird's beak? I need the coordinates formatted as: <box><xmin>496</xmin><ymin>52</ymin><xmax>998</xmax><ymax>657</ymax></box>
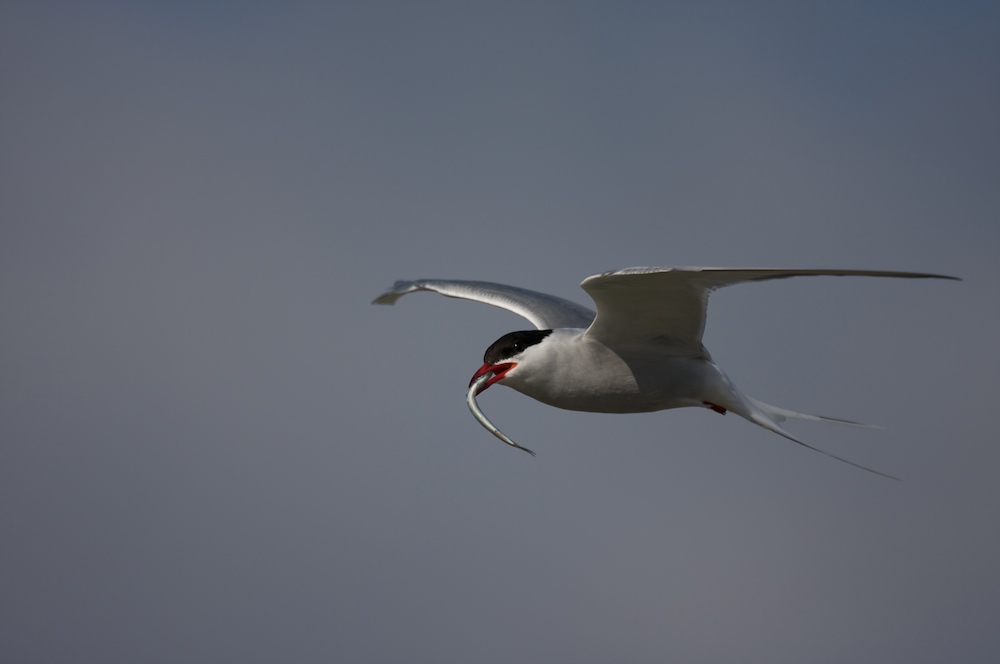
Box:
<box><xmin>466</xmin><ymin>371</ymin><xmax>535</xmax><ymax>456</ymax></box>
<box><xmin>468</xmin><ymin>362</ymin><xmax>516</xmax><ymax>394</ymax></box>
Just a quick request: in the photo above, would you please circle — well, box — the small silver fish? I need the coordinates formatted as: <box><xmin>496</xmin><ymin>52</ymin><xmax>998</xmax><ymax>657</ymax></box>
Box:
<box><xmin>467</xmin><ymin>373</ymin><xmax>536</xmax><ymax>456</ymax></box>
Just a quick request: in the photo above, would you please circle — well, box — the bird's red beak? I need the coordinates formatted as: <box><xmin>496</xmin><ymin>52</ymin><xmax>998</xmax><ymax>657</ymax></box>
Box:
<box><xmin>469</xmin><ymin>362</ymin><xmax>516</xmax><ymax>394</ymax></box>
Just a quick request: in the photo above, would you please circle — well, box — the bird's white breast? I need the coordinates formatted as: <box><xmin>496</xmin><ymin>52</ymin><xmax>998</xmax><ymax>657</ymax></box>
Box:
<box><xmin>500</xmin><ymin>329</ymin><xmax>729</xmax><ymax>414</ymax></box>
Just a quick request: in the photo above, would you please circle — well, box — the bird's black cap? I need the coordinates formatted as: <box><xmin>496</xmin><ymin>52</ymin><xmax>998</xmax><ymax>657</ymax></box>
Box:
<box><xmin>484</xmin><ymin>330</ymin><xmax>553</xmax><ymax>364</ymax></box>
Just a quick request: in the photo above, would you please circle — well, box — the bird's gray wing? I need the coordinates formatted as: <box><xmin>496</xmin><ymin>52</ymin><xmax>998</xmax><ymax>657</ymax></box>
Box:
<box><xmin>373</xmin><ymin>279</ymin><xmax>596</xmax><ymax>330</ymax></box>
<box><xmin>580</xmin><ymin>267</ymin><xmax>959</xmax><ymax>353</ymax></box>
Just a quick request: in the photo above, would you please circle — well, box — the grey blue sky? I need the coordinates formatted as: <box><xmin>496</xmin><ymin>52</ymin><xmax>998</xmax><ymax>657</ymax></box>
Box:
<box><xmin>2</xmin><ymin>2</ymin><xmax>998</xmax><ymax>662</ymax></box>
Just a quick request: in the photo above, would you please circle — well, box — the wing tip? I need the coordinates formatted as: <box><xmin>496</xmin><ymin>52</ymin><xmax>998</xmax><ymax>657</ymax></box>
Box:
<box><xmin>372</xmin><ymin>280</ymin><xmax>421</xmax><ymax>305</ymax></box>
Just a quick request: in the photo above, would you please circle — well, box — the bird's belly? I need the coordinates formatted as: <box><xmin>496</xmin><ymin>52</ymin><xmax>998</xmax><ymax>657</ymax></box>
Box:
<box><xmin>506</xmin><ymin>351</ymin><xmax>722</xmax><ymax>414</ymax></box>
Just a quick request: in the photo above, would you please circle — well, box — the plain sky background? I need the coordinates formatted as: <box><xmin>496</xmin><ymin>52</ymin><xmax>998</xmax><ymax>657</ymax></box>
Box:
<box><xmin>2</xmin><ymin>2</ymin><xmax>998</xmax><ymax>662</ymax></box>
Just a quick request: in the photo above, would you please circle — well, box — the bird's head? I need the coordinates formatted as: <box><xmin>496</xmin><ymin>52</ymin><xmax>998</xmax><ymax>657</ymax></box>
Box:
<box><xmin>469</xmin><ymin>329</ymin><xmax>553</xmax><ymax>394</ymax></box>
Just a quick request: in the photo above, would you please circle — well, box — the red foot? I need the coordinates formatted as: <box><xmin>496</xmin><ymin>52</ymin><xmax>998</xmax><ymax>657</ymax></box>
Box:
<box><xmin>704</xmin><ymin>402</ymin><xmax>727</xmax><ymax>415</ymax></box>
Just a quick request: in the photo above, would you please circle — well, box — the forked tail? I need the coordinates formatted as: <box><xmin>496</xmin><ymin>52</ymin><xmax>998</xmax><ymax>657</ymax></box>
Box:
<box><xmin>747</xmin><ymin>397</ymin><xmax>882</xmax><ymax>429</ymax></box>
<box><xmin>740</xmin><ymin>398</ymin><xmax>897</xmax><ymax>479</ymax></box>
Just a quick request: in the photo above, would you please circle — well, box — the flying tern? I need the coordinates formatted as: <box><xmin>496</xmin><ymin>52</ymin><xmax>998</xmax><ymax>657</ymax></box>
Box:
<box><xmin>373</xmin><ymin>267</ymin><xmax>958</xmax><ymax>476</ymax></box>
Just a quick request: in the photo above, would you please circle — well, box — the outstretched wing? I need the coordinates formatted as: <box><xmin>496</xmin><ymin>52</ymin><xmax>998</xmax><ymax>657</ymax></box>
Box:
<box><xmin>580</xmin><ymin>267</ymin><xmax>959</xmax><ymax>353</ymax></box>
<box><xmin>373</xmin><ymin>279</ymin><xmax>596</xmax><ymax>330</ymax></box>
